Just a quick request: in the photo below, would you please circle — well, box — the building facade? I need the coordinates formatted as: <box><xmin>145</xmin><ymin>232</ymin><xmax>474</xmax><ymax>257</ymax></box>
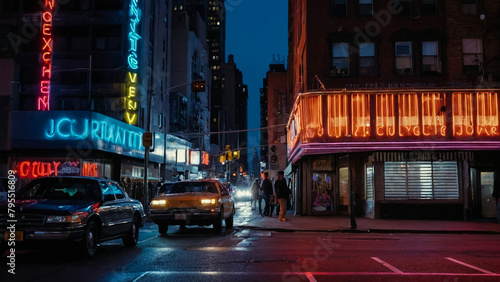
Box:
<box><xmin>261</xmin><ymin>63</ymin><xmax>289</xmax><ymax>173</ymax></box>
<box><xmin>221</xmin><ymin>54</ymin><xmax>248</xmax><ymax>183</ymax></box>
<box><xmin>0</xmin><ymin>1</ymin><xmax>206</xmax><ymax>194</ymax></box>
<box><xmin>287</xmin><ymin>0</ymin><xmax>500</xmax><ymax>220</ymax></box>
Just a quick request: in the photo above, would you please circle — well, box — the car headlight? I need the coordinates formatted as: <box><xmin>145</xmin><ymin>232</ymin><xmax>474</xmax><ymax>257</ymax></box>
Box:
<box><xmin>46</xmin><ymin>213</ymin><xmax>84</xmax><ymax>224</ymax></box>
<box><xmin>151</xmin><ymin>199</ymin><xmax>167</xmax><ymax>206</ymax></box>
<box><xmin>200</xmin><ymin>199</ymin><xmax>216</xmax><ymax>204</ymax></box>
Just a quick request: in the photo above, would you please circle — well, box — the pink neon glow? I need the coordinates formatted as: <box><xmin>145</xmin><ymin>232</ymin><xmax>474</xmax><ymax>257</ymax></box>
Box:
<box><xmin>38</xmin><ymin>1</ymin><xmax>54</xmax><ymax>111</ymax></box>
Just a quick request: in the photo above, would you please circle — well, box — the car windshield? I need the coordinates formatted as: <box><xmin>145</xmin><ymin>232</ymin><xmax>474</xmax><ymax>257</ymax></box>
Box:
<box><xmin>158</xmin><ymin>183</ymin><xmax>175</xmax><ymax>194</ymax></box>
<box><xmin>168</xmin><ymin>182</ymin><xmax>218</xmax><ymax>194</ymax></box>
<box><xmin>19</xmin><ymin>178</ymin><xmax>101</xmax><ymax>201</ymax></box>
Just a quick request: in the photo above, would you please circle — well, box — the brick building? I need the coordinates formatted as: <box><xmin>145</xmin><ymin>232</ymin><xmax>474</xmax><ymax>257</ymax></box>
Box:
<box><xmin>286</xmin><ymin>0</ymin><xmax>500</xmax><ymax>220</ymax></box>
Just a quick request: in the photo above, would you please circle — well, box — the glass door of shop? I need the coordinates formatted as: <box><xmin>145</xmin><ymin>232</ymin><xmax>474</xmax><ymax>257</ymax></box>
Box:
<box><xmin>471</xmin><ymin>169</ymin><xmax>497</xmax><ymax>219</ymax></box>
<box><xmin>480</xmin><ymin>172</ymin><xmax>496</xmax><ymax>218</ymax></box>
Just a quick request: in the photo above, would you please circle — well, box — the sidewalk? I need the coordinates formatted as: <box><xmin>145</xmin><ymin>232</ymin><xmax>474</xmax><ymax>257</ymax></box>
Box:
<box><xmin>238</xmin><ymin>210</ymin><xmax>500</xmax><ymax>234</ymax></box>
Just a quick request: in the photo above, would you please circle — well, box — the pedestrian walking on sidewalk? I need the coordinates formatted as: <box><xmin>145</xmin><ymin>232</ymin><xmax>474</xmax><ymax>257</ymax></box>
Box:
<box><xmin>275</xmin><ymin>171</ymin><xmax>291</xmax><ymax>222</ymax></box>
<box><xmin>261</xmin><ymin>171</ymin><xmax>273</xmax><ymax>216</ymax></box>
<box><xmin>251</xmin><ymin>178</ymin><xmax>261</xmax><ymax>213</ymax></box>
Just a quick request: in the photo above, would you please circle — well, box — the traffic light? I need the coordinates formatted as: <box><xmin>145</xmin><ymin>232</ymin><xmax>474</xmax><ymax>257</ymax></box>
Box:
<box><xmin>225</xmin><ymin>145</ymin><xmax>233</xmax><ymax>161</ymax></box>
<box><xmin>219</xmin><ymin>154</ymin><xmax>226</xmax><ymax>163</ymax></box>
<box><xmin>233</xmin><ymin>150</ymin><xmax>240</xmax><ymax>160</ymax></box>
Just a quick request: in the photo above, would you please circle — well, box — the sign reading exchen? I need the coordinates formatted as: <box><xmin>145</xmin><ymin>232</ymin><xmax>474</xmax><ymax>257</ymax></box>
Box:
<box><xmin>125</xmin><ymin>0</ymin><xmax>142</xmax><ymax>125</ymax></box>
<box><xmin>39</xmin><ymin>0</ymin><xmax>54</xmax><ymax>111</ymax></box>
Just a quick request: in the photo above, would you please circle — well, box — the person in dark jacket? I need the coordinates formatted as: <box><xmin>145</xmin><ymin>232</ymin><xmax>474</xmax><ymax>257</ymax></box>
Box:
<box><xmin>274</xmin><ymin>171</ymin><xmax>290</xmax><ymax>221</ymax></box>
<box><xmin>261</xmin><ymin>171</ymin><xmax>273</xmax><ymax>216</ymax></box>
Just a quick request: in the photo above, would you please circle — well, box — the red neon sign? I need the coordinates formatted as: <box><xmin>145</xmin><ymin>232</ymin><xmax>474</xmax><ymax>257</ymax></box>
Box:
<box><xmin>18</xmin><ymin>161</ymin><xmax>61</xmax><ymax>179</ymax></box>
<box><xmin>39</xmin><ymin>0</ymin><xmax>54</xmax><ymax>111</ymax></box>
<box><xmin>82</xmin><ymin>162</ymin><xmax>98</xmax><ymax>177</ymax></box>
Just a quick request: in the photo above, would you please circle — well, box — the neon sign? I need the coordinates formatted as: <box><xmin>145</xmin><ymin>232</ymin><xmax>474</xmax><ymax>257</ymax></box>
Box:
<box><xmin>399</xmin><ymin>93</ymin><xmax>420</xmax><ymax>137</ymax></box>
<box><xmin>39</xmin><ymin>0</ymin><xmax>54</xmax><ymax>111</ymax></box>
<box><xmin>17</xmin><ymin>161</ymin><xmax>81</xmax><ymax>179</ymax></box>
<box><xmin>202</xmin><ymin>152</ymin><xmax>210</xmax><ymax>165</ymax></box>
<box><xmin>327</xmin><ymin>94</ymin><xmax>349</xmax><ymax>138</ymax></box>
<box><xmin>289</xmin><ymin>91</ymin><xmax>500</xmax><ymax>147</ymax></box>
<box><xmin>82</xmin><ymin>162</ymin><xmax>98</xmax><ymax>177</ymax></box>
<box><xmin>302</xmin><ymin>96</ymin><xmax>323</xmax><ymax>139</ymax></box>
<box><xmin>352</xmin><ymin>94</ymin><xmax>370</xmax><ymax>137</ymax></box>
<box><xmin>476</xmin><ymin>92</ymin><xmax>499</xmax><ymax>136</ymax></box>
<box><xmin>45</xmin><ymin>117</ymin><xmax>143</xmax><ymax>150</ymax></box>
<box><xmin>125</xmin><ymin>0</ymin><xmax>142</xmax><ymax>125</ymax></box>
<box><xmin>375</xmin><ymin>94</ymin><xmax>395</xmax><ymax>137</ymax></box>
<box><xmin>422</xmin><ymin>93</ymin><xmax>446</xmax><ymax>137</ymax></box>
<box><xmin>452</xmin><ymin>93</ymin><xmax>474</xmax><ymax>137</ymax></box>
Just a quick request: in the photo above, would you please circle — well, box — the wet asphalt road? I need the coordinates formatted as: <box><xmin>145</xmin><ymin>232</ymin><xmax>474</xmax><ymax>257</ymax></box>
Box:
<box><xmin>3</xmin><ymin>200</ymin><xmax>500</xmax><ymax>282</ymax></box>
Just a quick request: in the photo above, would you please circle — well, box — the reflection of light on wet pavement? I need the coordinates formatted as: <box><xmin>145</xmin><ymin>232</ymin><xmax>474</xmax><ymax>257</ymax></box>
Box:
<box><xmin>234</xmin><ymin>201</ymin><xmax>260</xmax><ymax>226</ymax></box>
<box><xmin>196</xmin><ymin>247</ymin><xmax>249</xmax><ymax>251</ymax></box>
<box><xmin>233</xmin><ymin>229</ymin><xmax>271</xmax><ymax>237</ymax></box>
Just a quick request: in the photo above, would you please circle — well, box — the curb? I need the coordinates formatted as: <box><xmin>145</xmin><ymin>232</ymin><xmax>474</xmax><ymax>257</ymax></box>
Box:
<box><xmin>237</xmin><ymin>225</ymin><xmax>500</xmax><ymax>235</ymax></box>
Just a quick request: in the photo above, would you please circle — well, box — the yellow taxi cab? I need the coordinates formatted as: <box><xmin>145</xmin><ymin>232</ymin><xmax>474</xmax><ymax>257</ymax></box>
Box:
<box><xmin>149</xmin><ymin>179</ymin><xmax>235</xmax><ymax>234</ymax></box>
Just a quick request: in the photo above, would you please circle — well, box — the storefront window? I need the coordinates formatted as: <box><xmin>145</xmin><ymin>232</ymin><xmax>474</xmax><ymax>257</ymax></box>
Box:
<box><xmin>312</xmin><ymin>172</ymin><xmax>334</xmax><ymax>212</ymax></box>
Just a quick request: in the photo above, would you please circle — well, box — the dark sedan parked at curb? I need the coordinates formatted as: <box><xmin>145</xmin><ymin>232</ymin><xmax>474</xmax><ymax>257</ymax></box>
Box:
<box><xmin>0</xmin><ymin>176</ymin><xmax>146</xmax><ymax>257</ymax></box>
<box><xmin>149</xmin><ymin>179</ymin><xmax>235</xmax><ymax>234</ymax></box>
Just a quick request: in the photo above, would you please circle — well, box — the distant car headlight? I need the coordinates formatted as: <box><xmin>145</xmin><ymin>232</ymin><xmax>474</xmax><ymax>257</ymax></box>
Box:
<box><xmin>46</xmin><ymin>212</ymin><xmax>86</xmax><ymax>224</ymax></box>
<box><xmin>200</xmin><ymin>199</ymin><xmax>216</xmax><ymax>204</ymax></box>
<box><xmin>236</xmin><ymin>190</ymin><xmax>251</xmax><ymax>197</ymax></box>
<box><xmin>151</xmin><ymin>199</ymin><xmax>167</xmax><ymax>206</ymax></box>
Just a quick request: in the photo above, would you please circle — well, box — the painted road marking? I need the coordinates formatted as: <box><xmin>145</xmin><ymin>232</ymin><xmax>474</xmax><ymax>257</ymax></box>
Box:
<box><xmin>446</xmin><ymin>257</ymin><xmax>496</xmax><ymax>274</ymax></box>
<box><xmin>371</xmin><ymin>257</ymin><xmax>404</xmax><ymax>274</ymax></box>
<box><xmin>131</xmin><ymin>270</ymin><xmax>500</xmax><ymax>281</ymax></box>
<box><xmin>305</xmin><ymin>272</ymin><xmax>317</xmax><ymax>282</ymax></box>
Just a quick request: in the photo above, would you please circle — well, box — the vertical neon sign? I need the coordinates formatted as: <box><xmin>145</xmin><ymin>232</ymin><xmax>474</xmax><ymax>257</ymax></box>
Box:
<box><xmin>125</xmin><ymin>0</ymin><xmax>142</xmax><ymax>125</ymax></box>
<box><xmin>39</xmin><ymin>0</ymin><xmax>54</xmax><ymax>111</ymax></box>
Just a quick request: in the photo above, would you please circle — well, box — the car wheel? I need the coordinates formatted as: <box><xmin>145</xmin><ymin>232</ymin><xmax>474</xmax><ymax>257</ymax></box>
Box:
<box><xmin>213</xmin><ymin>207</ymin><xmax>223</xmax><ymax>233</ymax></box>
<box><xmin>225</xmin><ymin>213</ymin><xmax>234</xmax><ymax>229</ymax></box>
<box><xmin>81</xmin><ymin>220</ymin><xmax>99</xmax><ymax>257</ymax></box>
<box><xmin>158</xmin><ymin>223</ymin><xmax>168</xmax><ymax>235</ymax></box>
<box><xmin>123</xmin><ymin>216</ymin><xmax>139</xmax><ymax>247</ymax></box>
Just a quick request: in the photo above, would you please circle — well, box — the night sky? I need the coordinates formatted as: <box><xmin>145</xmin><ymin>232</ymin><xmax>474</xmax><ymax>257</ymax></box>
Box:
<box><xmin>225</xmin><ymin>0</ymin><xmax>288</xmax><ymax>164</ymax></box>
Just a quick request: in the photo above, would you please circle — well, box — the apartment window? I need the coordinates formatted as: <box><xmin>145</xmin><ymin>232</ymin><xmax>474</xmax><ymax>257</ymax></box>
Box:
<box><xmin>332</xmin><ymin>43</ymin><xmax>350</xmax><ymax>76</ymax></box>
<box><xmin>422</xmin><ymin>41</ymin><xmax>440</xmax><ymax>74</ymax></box>
<box><xmin>462</xmin><ymin>0</ymin><xmax>479</xmax><ymax>15</ymax></box>
<box><xmin>395</xmin><ymin>42</ymin><xmax>413</xmax><ymax>75</ymax></box>
<box><xmin>462</xmin><ymin>38</ymin><xmax>483</xmax><ymax>72</ymax></box>
<box><xmin>421</xmin><ymin>0</ymin><xmax>437</xmax><ymax>15</ymax></box>
<box><xmin>330</xmin><ymin>0</ymin><xmax>347</xmax><ymax>17</ymax></box>
<box><xmin>359</xmin><ymin>42</ymin><xmax>376</xmax><ymax>76</ymax></box>
<box><xmin>358</xmin><ymin>0</ymin><xmax>373</xmax><ymax>15</ymax></box>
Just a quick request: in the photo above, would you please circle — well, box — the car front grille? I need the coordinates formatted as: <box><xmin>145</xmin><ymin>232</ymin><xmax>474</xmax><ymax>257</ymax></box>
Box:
<box><xmin>0</xmin><ymin>213</ymin><xmax>46</xmax><ymax>227</ymax></box>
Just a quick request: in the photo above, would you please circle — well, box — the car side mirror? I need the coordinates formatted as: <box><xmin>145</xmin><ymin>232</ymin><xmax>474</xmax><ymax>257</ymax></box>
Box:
<box><xmin>103</xmin><ymin>194</ymin><xmax>115</xmax><ymax>202</ymax></box>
